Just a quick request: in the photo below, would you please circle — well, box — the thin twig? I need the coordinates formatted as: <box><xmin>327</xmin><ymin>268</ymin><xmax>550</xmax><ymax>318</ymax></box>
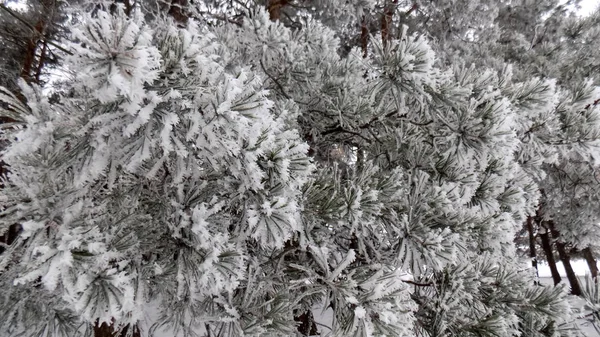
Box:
<box><xmin>402</xmin><ymin>280</ymin><xmax>433</xmax><ymax>287</ymax></box>
<box><xmin>259</xmin><ymin>58</ymin><xmax>291</xmax><ymax>99</ymax></box>
<box><xmin>322</xmin><ymin>125</ymin><xmax>372</xmax><ymax>143</ymax></box>
<box><xmin>196</xmin><ymin>11</ymin><xmax>243</xmax><ymax>27</ymax></box>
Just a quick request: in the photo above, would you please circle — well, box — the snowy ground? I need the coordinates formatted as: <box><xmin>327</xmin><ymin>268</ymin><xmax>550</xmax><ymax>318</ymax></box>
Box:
<box><xmin>577</xmin><ymin>313</ymin><xmax>599</xmax><ymax>337</ymax></box>
<box><xmin>537</xmin><ymin>260</ymin><xmax>600</xmax><ymax>336</ymax></box>
<box><xmin>538</xmin><ymin>276</ymin><xmax>599</xmax><ymax>337</ymax></box>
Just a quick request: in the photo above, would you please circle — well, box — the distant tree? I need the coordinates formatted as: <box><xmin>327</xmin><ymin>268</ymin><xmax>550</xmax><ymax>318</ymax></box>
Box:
<box><xmin>1</xmin><ymin>1</ymin><xmax>597</xmax><ymax>337</ymax></box>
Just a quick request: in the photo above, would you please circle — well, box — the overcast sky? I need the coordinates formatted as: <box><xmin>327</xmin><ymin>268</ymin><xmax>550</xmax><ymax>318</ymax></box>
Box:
<box><xmin>573</xmin><ymin>0</ymin><xmax>599</xmax><ymax>16</ymax></box>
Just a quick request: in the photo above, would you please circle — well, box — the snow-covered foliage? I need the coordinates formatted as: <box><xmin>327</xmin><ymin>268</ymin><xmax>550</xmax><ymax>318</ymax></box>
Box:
<box><xmin>1</xmin><ymin>1</ymin><xmax>599</xmax><ymax>337</ymax></box>
<box><xmin>1</xmin><ymin>5</ymin><xmax>313</xmax><ymax>336</ymax></box>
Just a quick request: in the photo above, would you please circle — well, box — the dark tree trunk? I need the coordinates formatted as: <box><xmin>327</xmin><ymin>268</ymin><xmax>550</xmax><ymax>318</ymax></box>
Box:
<box><xmin>381</xmin><ymin>0</ymin><xmax>398</xmax><ymax>48</ymax></box>
<box><xmin>356</xmin><ymin>147</ymin><xmax>365</xmax><ymax>170</ymax></box>
<box><xmin>34</xmin><ymin>39</ymin><xmax>47</xmax><ymax>82</ymax></box>
<box><xmin>21</xmin><ymin>19</ymin><xmax>44</xmax><ymax>82</ymax></box>
<box><xmin>267</xmin><ymin>0</ymin><xmax>287</xmax><ymax>21</ymax></box>
<box><xmin>539</xmin><ymin>228</ymin><xmax>561</xmax><ymax>285</ymax></box>
<box><xmin>0</xmin><ymin>223</ymin><xmax>20</xmax><ymax>254</ymax></box>
<box><xmin>20</xmin><ymin>0</ymin><xmax>55</xmax><ymax>83</ymax></box>
<box><xmin>555</xmin><ymin>240</ymin><xmax>581</xmax><ymax>295</ymax></box>
<box><xmin>168</xmin><ymin>0</ymin><xmax>189</xmax><ymax>25</ymax></box>
<box><xmin>94</xmin><ymin>321</ymin><xmax>115</xmax><ymax>337</ymax></box>
<box><xmin>110</xmin><ymin>0</ymin><xmax>135</xmax><ymax>16</ymax></box>
<box><xmin>548</xmin><ymin>222</ymin><xmax>581</xmax><ymax>296</ymax></box>
<box><xmin>583</xmin><ymin>247</ymin><xmax>598</xmax><ymax>279</ymax></box>
<box><xmin>93</xmin><ymin>320</ymin><xmax>140</xmax><ymax>337</ymax></box>
<box><xmin>294</xmin><ymin>310</ymin><xmax>319</xmax><ymax>336</ymax></box>
<box><xmin>526</xmin><ymin>216</ymin><xmax>538</xmax><ymax>274</ymax></box>
<box><xmin>361</xmin><ymin>15</ymin><xmax>369</xmax><ymax>58</ymax></box>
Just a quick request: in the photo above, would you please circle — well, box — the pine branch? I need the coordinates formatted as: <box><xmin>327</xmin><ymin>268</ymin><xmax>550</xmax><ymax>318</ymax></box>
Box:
<box><xmin>196</xmin><ymin>11</ymin><xmax>243</xmax><ymax>27</ymax></box>
<box><xmin>402</xmin><ymin>280</ymin><xmax>433</xmax><ymax>287</ymax></box>
<box><xmin>259</xmin><ymin>58</ymin><xmax>291</xmax><ymax>99</ymax></box>
<box><xmin>584</xmin><ymin>98</ymin><xmax>600</xmax><ymax>110</ymax></box>
<box><xmin>321</xmin><ymin>125</ymin><xmax>372</xmax><ymax>143</ymax></box>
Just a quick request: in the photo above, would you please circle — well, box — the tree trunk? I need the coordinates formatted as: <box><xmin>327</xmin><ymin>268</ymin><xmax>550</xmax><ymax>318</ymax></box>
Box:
<box><xmin>0</xmin><ymin>223</ymin><xmax>20</xmax><ymax>254</ymax></box>
<box><xmin>548</xmin><ymin>222</ymin><xmax>581</xmax><ymax>296</ymax></box>
<box><xmin>555</xmin><ymin>240</ymin><xmax>581</xmax><ymax>295</ymax></box>
<box><xmin>93</xmin><ymin>320</ymin><xmax>140</xmax><ymax>337</ymax></box>
<box><xmin>267</xmin><ymin>0</ymin><xmax>287</xmax><ymax>21</ymax></box>
<box><xmin>356</xmin><ymin>147</ymin><xmax>365</xmax><ymax>170</ymax></box>
<box><xmin>583</xmin><ymin>247</ymin><xmax>599</xmax><ymax>279</ymax></box>
<box><xmin>380</xmin><ymin>0</ymin><xmax>398</xmax><ymax>49</ymax></box>
<box><xmin>94</xmin><ymin>321</ymin><xmax>115</xmax><ymax>337</ymax></box>
<box><xmin>294</xmin><ymin>310</ymin><xmax>319</xmax><ymax>336</ymax></box>
<box><xmin>361</xmin><ymin>15</ymin><xmax>369</xmax><ymax>58</ymax></box>
<box><xmin>539</xmin><ymin>228</ymin><xmax>561</xmax><ymax>285</ymax></box>
<box><xmin>110</xmin><ymin>0</ymin><xmax>135</xmax><ymax>16</ymax></box>
<box><xmin>21</xmin><ymin>19</ymin><xmax>44</xmax><ymax>82</ymax></box>
<box><xmin>168</xmin><ymin>0</ymin><xmax>188</xmax><ymax>25</ymax></box>
<box><xmin>526</xmin><ymin>216</ymin><xmax>538</xmax><ymax>274</ymax></box>
<box><xmin>20</xmin><ymin>0</ymin><xmax>56</xmax><ymax>83</ymax></box>
<box><xmin>34</xmin><ymin>39</ymin><xmax>48</xmax><ymax>83</ymax></box>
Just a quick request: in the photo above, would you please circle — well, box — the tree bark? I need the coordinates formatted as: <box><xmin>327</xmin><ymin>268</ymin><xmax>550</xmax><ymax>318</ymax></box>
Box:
<box><xmin>555</xmin><ymin>240</ymin><xmax>581</xmax><ymax>295</ymax></box>
<box><xmin>548</xmin><ymin>222</ymin><xmax>581</xmax><ymax>296</ymax></box>
<box><xmin>539</xmin><ymin>228</ymin><xmax>561</xmax><ymax>285</ymax></box>
<box><xmin>93</xmin><ymin>320</ymin><xmax>140</xmax><ymax>337</ymax></box>
<box><xmin>267</xmin><ymin>0</ymin><xmax>287</xmax><ymax>21</ymax></box>
<box><xmin>361</xmin><ymin>15</ymin><xmax>369</xmax><ymax>58</ymax></box>
<box><xmin>94</xmin><ymin>321</ymin><xmax>116</xmax><ymax>337</ymax></box>
<box><xmin>0</xmin><ymin>223</ymin><xmax>20</xmax><ymax>254</ymax></box>
<box><xmin>583</xmin><ymin>247</ymin><xmax>599</xmax><ymax>279</ymax></box>
<box><xmin>294</xmin><ymin>310</ymin><xmax>319</xmax><ymax>336</ymax></box>
<box><xmin>168</xmin><ymin>0</ymin><xmax>188</xmax><ymax>25</ymax></box>
<box><xmin>110</xmin><ymin>0</ymin><xmax>135</xmax><ymax>16</ymax></box>
<box><xmin>526</xmin><ymin>216</ymin><xmax>538</xmax><ymax>274</ymax></box>
<box><xmin>21</xmin><ymin>19</ymin><xmax>45</xmax><ymax>82</ymax></box>
<box><xmin>380</xmin><ymin>0</ymin><xmax>398</xmax><ymax>49</ymax></box>
<box><xmin>34</xmin><ymin>39</ymin><xmax>48</xmax><ymax>83</ymax></box>
<box><xmin>20</xmin><ymin>0</ymin><xmax>56</xmax><ymax>83</ymax></box>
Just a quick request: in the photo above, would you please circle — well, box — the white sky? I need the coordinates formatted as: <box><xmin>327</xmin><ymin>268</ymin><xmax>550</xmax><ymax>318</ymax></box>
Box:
<box><xmin>577</xmin><ymin>0</ymin><xmax>600</xmax><ymax>16</ymax></box>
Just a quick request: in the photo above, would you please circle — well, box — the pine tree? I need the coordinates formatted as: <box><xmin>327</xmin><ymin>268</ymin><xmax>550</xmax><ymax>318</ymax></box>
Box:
<box><xmin>1</xmin><ymin>5</ymin><xmax>313</xmax><ymax>336</ymax></box>
<box><xmin>405</xmin><ymin>0</ymin><xmax>600</xmax><ymax>294</ymax></box>
<box><xmin>0</xmin><ymin>1</ymin><xmax>593</xmax><ymax>337</ymax></box>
